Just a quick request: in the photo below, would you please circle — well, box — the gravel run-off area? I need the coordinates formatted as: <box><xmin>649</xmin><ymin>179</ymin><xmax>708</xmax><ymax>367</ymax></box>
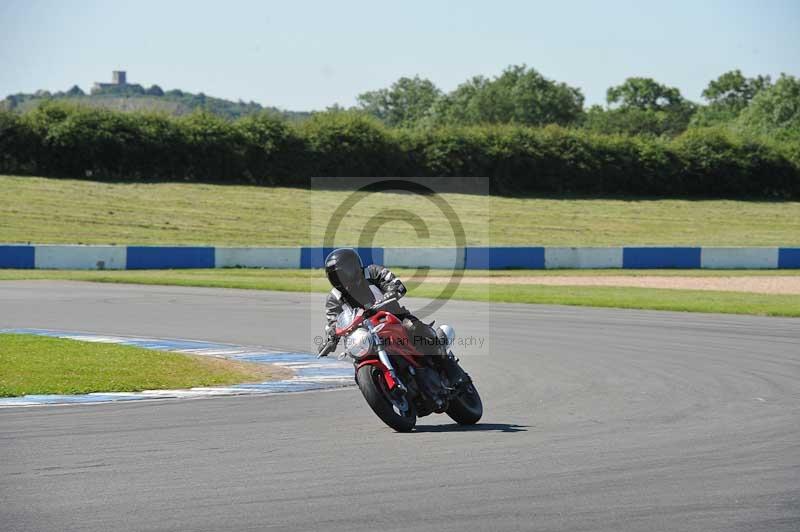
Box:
<box><xmin>433</xmin><ymin>276</ymin><xmax>800</xmax><ymax>295</ymax></box>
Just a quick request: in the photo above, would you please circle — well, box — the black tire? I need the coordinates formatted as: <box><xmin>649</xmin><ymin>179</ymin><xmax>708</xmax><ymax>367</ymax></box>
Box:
<box><xmin>357</xmin><ymin>364</ymin><xmax>417</xmax><ymax>432</ymax></box>
<box><xmin>446</xmin><ymin>380</ymin><xmax>483</xmax><ymax>425</ymax></box>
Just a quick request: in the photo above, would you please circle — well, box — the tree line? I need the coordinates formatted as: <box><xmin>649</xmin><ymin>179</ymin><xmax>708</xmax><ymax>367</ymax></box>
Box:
<box><xmin>4</xmin><ymin>65</ymin><xmax>798</xmax><ymax>140</ymax></box>
<box><xmin>1</xmin><ymin>101</ymin><xmax>797</xmax><ymax>198</ymax></box>
<box><xmin>355</xmin><ymin>65</ymin><xmax>800</xmax><ymax>140</ymax></box>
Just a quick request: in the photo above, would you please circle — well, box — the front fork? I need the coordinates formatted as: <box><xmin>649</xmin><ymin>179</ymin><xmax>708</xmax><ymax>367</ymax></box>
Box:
<box><xmin>365</xmin><ymin>320</ymin><xmax>407</xmax><ymax>394</ymax></box>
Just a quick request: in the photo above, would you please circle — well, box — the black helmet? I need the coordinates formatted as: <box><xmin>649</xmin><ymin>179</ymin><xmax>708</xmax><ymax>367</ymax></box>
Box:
<box><xmin>325</xmin><ymin>248</ymin><xmax>365</xmax><ymax>294</ymax></box>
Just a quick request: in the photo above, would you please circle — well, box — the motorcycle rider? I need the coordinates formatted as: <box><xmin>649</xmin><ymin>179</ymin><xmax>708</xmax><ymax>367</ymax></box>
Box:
<box><xmin>316</xmin><ymin>248</ymin><xmax>443</xmax><ymax>359</ymax></box>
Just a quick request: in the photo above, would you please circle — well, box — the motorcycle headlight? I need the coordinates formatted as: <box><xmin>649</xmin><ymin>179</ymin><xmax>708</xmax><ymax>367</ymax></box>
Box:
<box><xmin>344</xmin><ymin>329</ymin><xmax>373</xmax><ymax>360</ymax></box>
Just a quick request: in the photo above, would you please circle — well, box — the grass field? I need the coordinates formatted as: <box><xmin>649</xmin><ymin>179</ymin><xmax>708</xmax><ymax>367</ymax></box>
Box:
<box><xmin>3</xmin><ymin>175</ymin><xmax>800</xmax><ymax>246</ymax></box>
<box><xmin>2</xmin><ymin>269</ymin><xmax>798</xmax><ymax>317</ymax></box>
<box><xmin>0</xmin><ymin>333</ymin><xmax>291</xmax><ymax>397</ymax></box>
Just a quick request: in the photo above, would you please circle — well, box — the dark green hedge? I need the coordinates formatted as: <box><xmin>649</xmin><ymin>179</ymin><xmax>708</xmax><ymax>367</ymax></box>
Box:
<box><xmin>1</xmin><ymin>103</ymin><xmax>798</xmax><ymax>197</ymax></box>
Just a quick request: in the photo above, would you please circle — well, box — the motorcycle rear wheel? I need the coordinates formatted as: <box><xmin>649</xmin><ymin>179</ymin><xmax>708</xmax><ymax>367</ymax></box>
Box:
<box><xmin>446</xmin><ymin>380</ymin><xmax>483</xmax><ymax>425</ymax></box>
<box><xmin>357</xmin><ymin>365</ymin><xmax>417</xmax><ymax>432</ymax></box>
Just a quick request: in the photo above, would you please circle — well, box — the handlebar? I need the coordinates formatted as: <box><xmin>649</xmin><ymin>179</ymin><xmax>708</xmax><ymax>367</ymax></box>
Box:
<box><xmin>323</xmin><ymin>296</ymin><xmax>400</xmax><ymax>357</ymax></box>
<box><xmin>364</xmin><ymin>296</ymin><xmax>398</xmax><ymax>316</ymax></box>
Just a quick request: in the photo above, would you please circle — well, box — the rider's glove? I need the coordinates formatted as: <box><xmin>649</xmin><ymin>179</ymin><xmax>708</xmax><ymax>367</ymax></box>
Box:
<box><xmin>388</xmin><ymin>279</ymin><xmax>405</xmax><ymax>298</ymax></box>
<box><xmin>380</xmin><ymin>290</ymin><xmax>398</xmax><ymax>303</ymax></box>
<box><xmin>364</xmin><ymin>292</ymin><xmax>396</xmax><ymax>316</ymax></box>
<box><xmin>317</xmin><ymin>334</ymin><xmax>338</xmax><ymax>357</ymax></box>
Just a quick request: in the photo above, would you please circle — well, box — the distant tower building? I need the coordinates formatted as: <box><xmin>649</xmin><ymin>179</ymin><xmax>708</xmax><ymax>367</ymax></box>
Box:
<box><xmin>92</xmin><ymin>70</ymin><xmax>129</xmax><ymax>92</ymax></box>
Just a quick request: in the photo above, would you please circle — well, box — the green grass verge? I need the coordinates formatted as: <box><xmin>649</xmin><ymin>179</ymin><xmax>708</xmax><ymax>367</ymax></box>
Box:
<box><xmin>1</xmin><ymin>269</ymin><xmax>798</xmax><ymax>317</ymax></box>
<box><xmin>436</xmin><ymin>284</ymin><xmax>800</xmax><ymax>318</ymax></box>
<box><xmin>2</xmin><ymin>175</ymin><xmax>800</xmax><ymax>246</ymax></box>
<box><xmin>0</xmin><ymin>333</ymin><xmax>290</xmax><ymax>397</ymax></box>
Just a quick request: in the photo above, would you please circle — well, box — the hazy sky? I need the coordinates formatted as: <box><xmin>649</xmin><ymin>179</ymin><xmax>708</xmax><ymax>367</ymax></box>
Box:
<box><xmin>1</xmin><ymin>0</ymin><xmax>798</xmax><ymax>110</ymax></box>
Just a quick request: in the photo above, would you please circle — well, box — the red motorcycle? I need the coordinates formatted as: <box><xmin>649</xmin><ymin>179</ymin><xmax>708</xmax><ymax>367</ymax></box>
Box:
<box><xmin>325</xmin><ymin>297</ymin><xmax>482</xmax><ymax>432</ymax></box>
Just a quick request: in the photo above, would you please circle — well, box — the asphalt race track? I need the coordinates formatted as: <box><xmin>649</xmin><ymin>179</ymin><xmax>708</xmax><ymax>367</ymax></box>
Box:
<box><xmin>1</xmin><ymin>281</ymin><xmax>799</xmax><ymax>532</ymax></box>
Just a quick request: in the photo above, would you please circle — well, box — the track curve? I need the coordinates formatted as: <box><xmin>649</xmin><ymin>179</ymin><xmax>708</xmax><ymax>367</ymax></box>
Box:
<box><xmin>1</xmin><ymin>281</ymin><xmax>798</xmax><ymax>532</ymax></box>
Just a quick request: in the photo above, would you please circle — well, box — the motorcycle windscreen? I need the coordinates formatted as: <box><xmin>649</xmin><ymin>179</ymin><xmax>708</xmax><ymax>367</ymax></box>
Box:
<box><xmin>335</xmin><ymin>307</ymin><xmax>356</xmax><ymax>331</ymax></box>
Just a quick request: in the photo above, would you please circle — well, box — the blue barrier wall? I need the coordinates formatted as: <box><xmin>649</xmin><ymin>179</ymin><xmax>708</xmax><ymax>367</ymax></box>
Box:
<box><xmin>778</xmin><ymin>248</ymin><xmax>800</xmax><ymax>269</ymax></box>
<box><xmin>464</xmin><ymin>247</ymin><xmax>545</xmax><ymax>269</ymax></box>
<box><xmin>0</xmin><ymin>246</ymin><xmax>35</xmax><ymax>269</ymax></box>
<box><xmin>623</xmin><ymin>247</ymin><xmax>701</xmax><ymax>269</ymax></box>
<box><xmin>1</xmin><ymin>245</ymin><xmax>798</xmax><ymax>270</ymax></box>
<box><xmin>126</xmin><ymin>247</ymin><xmax>215</xmax><ymax>269</ymax></box>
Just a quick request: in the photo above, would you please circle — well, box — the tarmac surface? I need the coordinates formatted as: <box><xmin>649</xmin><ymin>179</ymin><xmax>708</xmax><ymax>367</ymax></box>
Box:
<box><xmin>1</xmin><ymin>281</ymin><xmax>799</xmax><ymax>532</ymax></box>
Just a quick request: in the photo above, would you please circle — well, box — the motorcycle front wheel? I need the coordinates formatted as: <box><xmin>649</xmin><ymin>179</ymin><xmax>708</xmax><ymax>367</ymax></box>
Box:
<box><xmin>357</xmin><ymin>364</ymin><xmax>417</xmax><ymax>432</ymax></box>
